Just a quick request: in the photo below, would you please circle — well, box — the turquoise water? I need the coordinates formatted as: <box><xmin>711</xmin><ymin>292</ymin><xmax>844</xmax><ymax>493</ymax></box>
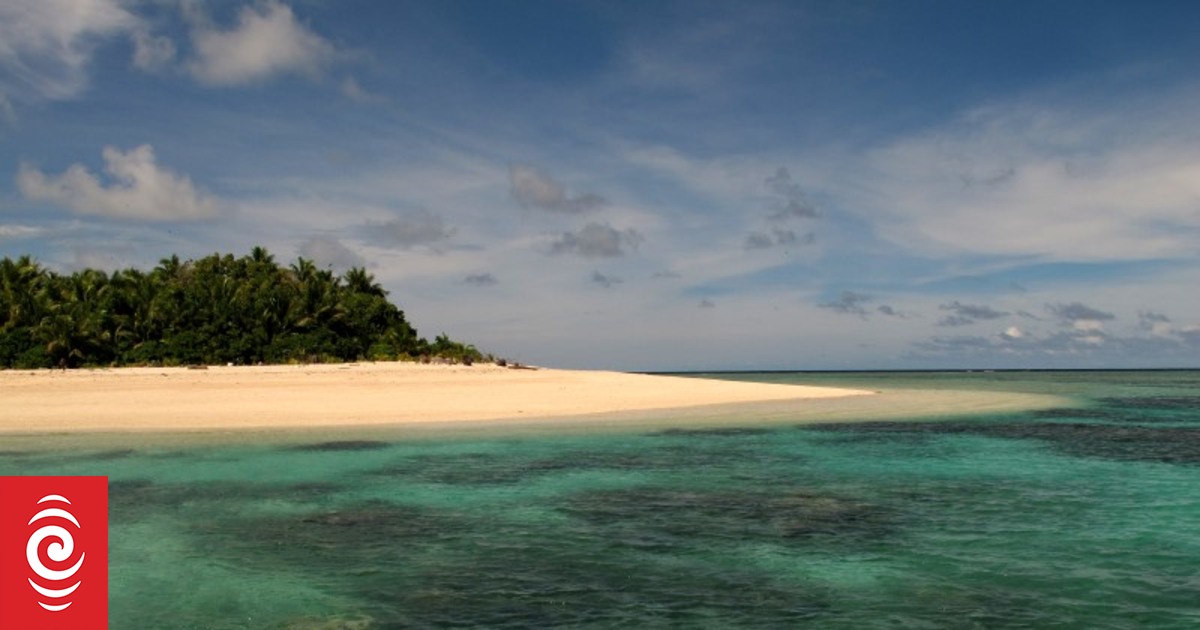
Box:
<box><xmin>3</xmin><ymin>371</ymin><xmax>1200</xmax><ymax>628</ymax></box>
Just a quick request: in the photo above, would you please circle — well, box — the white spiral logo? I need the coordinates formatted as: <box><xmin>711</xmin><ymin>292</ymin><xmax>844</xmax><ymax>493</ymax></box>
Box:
<box><xmin>26</xmin><ymin>494</ymin><xmax>86</xmax><ymax>612</ymax></box>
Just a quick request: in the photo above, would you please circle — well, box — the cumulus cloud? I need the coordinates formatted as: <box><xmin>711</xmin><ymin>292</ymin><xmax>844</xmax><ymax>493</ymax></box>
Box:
<box><xmin>1139</xmin><ymin>310</ymin><xmax>1173</xmax><ymax>336</ymax></box>
<box><xmin>744</xmin><ymin>232</ymin><xmax>774</xmax><ymax>250</ymax></box>
<box><xmin>364</xmin><ymin>210</ymin><xmax>454</xmax><ymax>249</ymax></box>
<box><xmin>17</xmin><ymin>144</ymin><xmax>222</xmax><ymax>221</ymax></box>
<box><xmin>937</xmin><ymin>301</ymin><xmax>1010</xmax><ymax>327</ymax></box>
<box><xmin>297</xmin><ymin>234</ymin><xmax>365</xmax><ymax>270</ymax></box>
<box><xmin>1002</xmin><ymin>326</ymin><xmax>1024</xmax><ymax>339</ymax></box>
<box><xmin>1047</xmin><ymin>302</ymin><xmax>1115</xmax><ymax>330</ymax></box>
<box><xmin>464</xmin><ymin>272</ymin><xmax>498</xmax><ymax>287</ymax></box>
<box><xmin>911</xmin><ymin>320</ymin><xmax>1200</xmax><ymax>365</ymax></box>
<box><xmin>818</xmin><ymin>292</ymin><xmax>902</xmax><ymax>319</ymax></box>
<box><xmin>744</xmin><ymin>167</ymin><xmax>820</xmax><ymax>250</ymax></box>
<box><xmin>819</xmin><ymin>290</ymin><xmax>872</xmax><ymax>317</ymax></box>
<box><xmin>187</xmin><ymin>0</ymin><xmax>338</xmax><ymax>86</ymax></box>
<box><xmin>744</xmin><ymin>228</ymin><xmax>814</xmax><ymax>251</ymax></box>
<box><xmin>549</xmin><ymin>222</ymin><xmax>643</xmax><ymax>258</ymax></box>
<box><xmin>509</xmin><ymin>165</ymin><xmax>606</xmax><ymax>214</ymax></box>
<box><xmin>914</xmin><ymin>328</ymin><xmax>1111</xmax><ymax>359</ymax></box>
<box><xmin>590</xmin><ymin>271</ymin><xmax>622</xmax><ymax>288</ymax></box>
<box><xmin>765</xmin><ymin>167</ymin><xmax>820</xmax><ymax>220</ymax></box>
<box><xmin>0</xmin><ymin>0</ymin><xmax>147</xmax><ymax>101</ymax></box>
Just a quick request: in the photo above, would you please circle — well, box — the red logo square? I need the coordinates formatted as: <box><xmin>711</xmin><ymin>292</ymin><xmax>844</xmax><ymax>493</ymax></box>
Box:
<box><xmin>1</xmin><ymin>476</ymin><xmax>108</xmax><ymax>630</ymax></box>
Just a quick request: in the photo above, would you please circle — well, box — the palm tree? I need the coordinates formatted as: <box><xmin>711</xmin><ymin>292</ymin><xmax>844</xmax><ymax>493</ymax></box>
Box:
<box><xmin>250</xmin><ymin>246</ymin><xmax>275</xmax><ymax>267</ymax></box>
<box><xmin>35</xmin><ymin>271</ymin><xmax>111</xmax><ymax>368</ymax></box>
<box><xmin>1</xmin><ymin>255</ymin><xmax>45</xmax><ymax>331</ymax></box>
<box><xmin>344</xmin><ymin>267</ymin><xmax>386</xmax><ymax>297</ymax></box>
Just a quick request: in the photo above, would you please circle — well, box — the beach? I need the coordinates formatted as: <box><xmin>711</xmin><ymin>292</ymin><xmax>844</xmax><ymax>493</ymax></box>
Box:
<box><xmin>0</xmin><ymin>362</ymin><xmax>865</xmax><ymax>432</ymax></box>
<box><xmin>5</xmin><ymin>369</ymin><xmax>1194</xmax><ymax>628</ymax></box>
<box><xmin>0</xmin><ymin>363</ymin><xmax>1067</xmax><ymax>441</ymax></box>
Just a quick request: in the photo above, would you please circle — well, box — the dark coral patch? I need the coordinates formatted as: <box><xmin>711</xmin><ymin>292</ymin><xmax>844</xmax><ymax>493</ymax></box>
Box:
<box><xmin>288</xmin><ymin>440</ymin><xmax>392</xmax><ymax>452</ymax></box>
<box><xmin>808</xmin><ymin>420</ymin><xmax>1200</xmax><ymax>465</ymax></box>
<box><xmin>651</xmin><ymin>426</ymin><xmax>775</xmax><ymax>438</ymax></box>
<box><xmin>563</xmin><ymin>486</ymin><xmax>893</xmax><ymax>548</ymax></box>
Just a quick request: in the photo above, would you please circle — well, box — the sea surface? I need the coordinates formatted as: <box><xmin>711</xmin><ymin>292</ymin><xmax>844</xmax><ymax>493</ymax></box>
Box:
<box><xmin>3</xmin><ymin>370</ymin><xmax>1199</xmax><ymax>629</ymax></box>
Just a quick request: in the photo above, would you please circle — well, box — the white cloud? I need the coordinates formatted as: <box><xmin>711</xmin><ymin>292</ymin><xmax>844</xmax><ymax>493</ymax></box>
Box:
<box><xmin>364</xmin><ymin>210</ymin><xmax>455</xmax><ymax>249</ymax></box>
<box><xmin>297</xmin><ymin>234</ymin><xmax>365</xmax><ymax>270</ymax></box>
<box><xmin>463</xmin><ymin>272</ymin><xmax>498</xmax><ymax>287</ymax></box>
<box><xmin>549</xmin><ymin>222</ymin><xmax>643</xmax><ymax>258</ymax></box>
<box><xmin>132</xmin><ymin>29</ymin><xmax>176</xmax><ymax>71</ymax></box>
<box><xmin>509</xmin><ymin>165</ymin><xmax>606</xmax><ymax>214</ymax></box>
<box><xmin>590</xmin><ymin>270</ymin><xmax>622</xmax><ymax>288</ymax></box>
<box><xmin>17</xmin><ymin>144</ymin><xmax>223</xmax><ymax>221</ymax></box>
<box><xmin>0</xmin><ymin>224</ymin><xmax>44</xmax><ymax>239</ymax></box>
<box><xmin>850</xmin><ymin>100</ymin><xmax>1200</xmax><ymax>262</ymax></box>
<box><xmin>0</xmin><ymin>0</ymin><xmax>143</xmax><ymax>101</ymax></box>
<box><xmin>0</xmin><ymin>92</ymin><xmax>15</xmax><ymax>123</ymax></box>
<box><xmin>1047</xmin><ymin>302</ymin><xmax>1115</xmax><ymax>332</ymax></box>
<box><xmin>340</xmin><ymin>76</ymin><xmax>384</xmax><ymax>103</ymax></box>
<box><xmin>187</xmin><ymin>0</ymin><xmax>338</xmax><ymax>86</ymax></box>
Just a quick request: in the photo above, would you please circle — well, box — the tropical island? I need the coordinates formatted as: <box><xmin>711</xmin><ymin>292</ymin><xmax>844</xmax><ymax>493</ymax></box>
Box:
<box><xmin>0</xmin><ymin>248</ymin><xmax>1060</xmax><ymax>440</ymax></box>
<box><xmin>0</xmin><ymin>247</ymin><xmax>483</xmax><ymax>369</ymax></box>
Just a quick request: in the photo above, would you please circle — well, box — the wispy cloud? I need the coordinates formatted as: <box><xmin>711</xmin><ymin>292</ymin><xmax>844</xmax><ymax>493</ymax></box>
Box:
<box><xmin>0</xmin><ymin>224</ymin><xmax>45</xmax><ymax>239</ymax></box>
<box><xmin>340</xmin><ymin>76</ymin><xmax>385</xmax><ymax>103</ymax></box>
<box><xmin>17</xmin><ymin>145</ymin><xmax>223</xmax><ymax>221</ymax></box>
<box><xmin>850</xmin><ymin>97</ymin><xmax>1200</xmax><ymax>263</ymax></box>
<box><xmin>0</xmin><ymin>0</ymin><xmax>145</xmax><ymax>102</ymax></box>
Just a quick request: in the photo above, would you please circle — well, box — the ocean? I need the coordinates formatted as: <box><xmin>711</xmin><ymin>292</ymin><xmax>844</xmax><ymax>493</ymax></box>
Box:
<box><xmin>3</xmin><ymin>370</ymin><xmax>1199</xmax><ymax>629</ymax></box>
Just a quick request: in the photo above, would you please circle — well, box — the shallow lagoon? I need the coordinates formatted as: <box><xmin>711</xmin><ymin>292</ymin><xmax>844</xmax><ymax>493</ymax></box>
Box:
<box><xmin>4</xmin><ymin>371</ymin><xmax>1199</xmax><ymax>628</ymax></box>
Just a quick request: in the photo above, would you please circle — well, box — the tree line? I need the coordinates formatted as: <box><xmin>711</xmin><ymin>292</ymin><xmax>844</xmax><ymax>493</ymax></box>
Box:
<box><xmin>0</xmin><ymin>247</ymin><xmax>484</xmax><ymax>369</ymax></box>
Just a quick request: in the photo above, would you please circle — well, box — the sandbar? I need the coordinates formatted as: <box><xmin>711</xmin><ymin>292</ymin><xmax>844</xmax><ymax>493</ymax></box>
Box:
<box><xmin>0</xmin><ymin>363</ymin><xmax>1069</xmax><ymax>447</ymax></box>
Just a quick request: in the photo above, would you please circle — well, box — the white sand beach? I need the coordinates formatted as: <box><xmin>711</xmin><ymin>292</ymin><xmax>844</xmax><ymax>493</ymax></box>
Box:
<box><xmin>0</xmin><ymin>363</ymin><xmax>1068</xmax><ymax>445</ymax></box>
<box><xmin>0</xmin><ymin>362</ymin><xmax>867</xmax><ymax>433</ymax></box>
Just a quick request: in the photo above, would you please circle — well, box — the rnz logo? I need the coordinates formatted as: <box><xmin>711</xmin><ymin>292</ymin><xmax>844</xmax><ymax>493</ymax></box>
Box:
<box><xmin>1</xmin><ymin>476</ymin><xmax>108</xmax><ymax>630</ymax></box>
<box><xmin>27</xmin><ymin>494</ymin><xmax>87</xmax><ymax>611</ymax></box>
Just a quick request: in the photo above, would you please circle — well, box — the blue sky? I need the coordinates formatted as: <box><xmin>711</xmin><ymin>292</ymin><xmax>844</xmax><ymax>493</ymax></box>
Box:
<box><xmin>2</xmin><ymin>0</ymin><xmax>1199</xmax><ymax>370</ymax></box>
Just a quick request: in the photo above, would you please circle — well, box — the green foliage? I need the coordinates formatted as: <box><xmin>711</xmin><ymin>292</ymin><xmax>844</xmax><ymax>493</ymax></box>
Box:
<box><xmin>0</xmin><ymin>249</ymin><xmax>480</xmax><ymax>369</ymax></box>
<box><xmin>428</xmin><ymin>333</ymin><xmax>485</xmax><ymax>364</ymax></box>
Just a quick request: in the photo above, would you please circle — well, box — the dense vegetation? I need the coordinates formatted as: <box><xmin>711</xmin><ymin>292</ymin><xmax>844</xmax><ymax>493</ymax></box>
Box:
<box><xmin>0</xmin><ymin>247</ymin><xmax>484</xmax><ymax>369</ymax></box>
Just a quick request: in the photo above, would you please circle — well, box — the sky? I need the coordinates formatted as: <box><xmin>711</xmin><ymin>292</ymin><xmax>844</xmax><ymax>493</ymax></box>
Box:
<box><xmin>2</xmin><ymin>0</ymin><xmax>1199</xmax><ymax>371</ymax></box>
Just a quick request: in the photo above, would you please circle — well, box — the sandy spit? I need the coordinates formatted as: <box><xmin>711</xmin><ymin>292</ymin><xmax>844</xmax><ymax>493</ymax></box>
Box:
<box><xmin>0</xmin><ymin>362</ymin><xmax>871</xmax><ymax>434</ymax></box>
<box><xmin>0</xmin><ymin>363</ymin><xmax>1073</xmax><ymax>451</ymax></box>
